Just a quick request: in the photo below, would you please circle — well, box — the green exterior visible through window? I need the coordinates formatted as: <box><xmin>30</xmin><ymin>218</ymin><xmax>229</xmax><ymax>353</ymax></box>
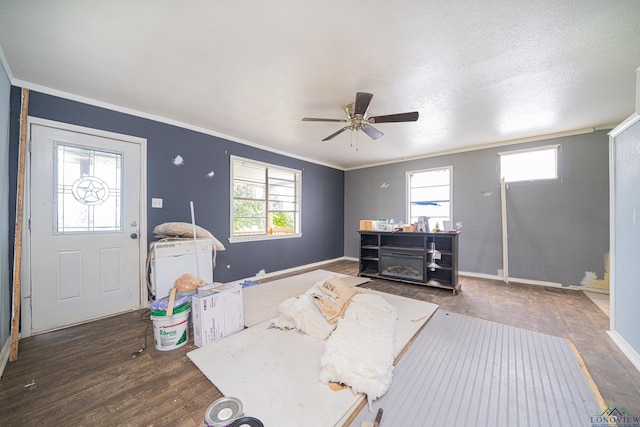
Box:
<box><xmin>231</xmin><ymin>156</ymin><xmax>301</xmax><ymax>241</ymax></box>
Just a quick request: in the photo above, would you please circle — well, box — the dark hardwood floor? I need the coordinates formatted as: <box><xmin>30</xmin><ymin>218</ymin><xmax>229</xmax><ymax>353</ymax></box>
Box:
<box><xmin>1</xmin><ymin>259</ymin><xmax>638</xmax><ymax>426</ymax></box>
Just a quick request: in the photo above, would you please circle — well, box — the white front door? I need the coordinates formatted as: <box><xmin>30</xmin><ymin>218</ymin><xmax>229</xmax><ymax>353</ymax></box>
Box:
<box><xmin>28</xmin><ymin>120</ymin><xmax>145</xmax><ymax>333</ymax></box>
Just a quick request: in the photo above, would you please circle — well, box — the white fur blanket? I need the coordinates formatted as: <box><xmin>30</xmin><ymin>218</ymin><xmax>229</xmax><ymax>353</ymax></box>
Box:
<box><xmin>319</xmin><ymin>293</ymin><xmax>397</xmax><ymax>403</ymax></box>
<box><xmin>271</xmin><ymin>282</ymin><xmax>398</xmax><ymax>402</ymax></box>
<box><xmin>270</xmin><ymin>282</ymin><xmax>336</xmax><ymax>340</ymax></box>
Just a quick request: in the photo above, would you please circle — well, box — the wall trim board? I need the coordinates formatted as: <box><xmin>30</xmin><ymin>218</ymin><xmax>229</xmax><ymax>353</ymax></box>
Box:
<box><xmin>0</xmin><ymin>336</ymin><xmax>10</xmax><ymax>378</ymax></box>
<box><xmin>608</xmin><ymin>330</ymin><xmax>640</xmax><ymax>374</ymax></box>
<box><xmin>226</xmin><ymin>256</ymin><xmax>348</xmax><ymax>285</ymax></box>
<box><xmin>344</xmin><ymin>126</ymin><xmax>615</xmax><ymax>171</ymax></box>
<box><xmin>0</xmin><ymin>46</ymin><xmax>12</xmax><ymax>83</ymax></box>
<box><xmin>11</xmin><ymin>79</ymin><xmax>344</xmax><ymax>171</ymax></box>
<box><xmin>459</xmin><ymin>271</ymin><xmax>583</xmax><ymax>291</ymax></box>
<box><xmin>11</xmin><ymin>79</ymin><xmax>617</xmax><ymax>174</ymax></box>
<box><xmin>265</xmin><ymin>259</ymin><xmax>583</xmax><ymax>291</ymax></box>
<box><xmin>609</xmin><ymin>112</ymin><xmax>640</xmax><ymax>137</ymax></box>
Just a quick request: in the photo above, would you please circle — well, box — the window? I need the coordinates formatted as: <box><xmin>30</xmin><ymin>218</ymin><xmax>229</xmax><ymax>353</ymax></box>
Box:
<box><xmin>499</xmin><ymin>145</ymin><xmax>559</xmax><ymax>183</ymax></box>
<box><xmin>407</xmin><ymin>166</ymin><xmax>451</xmax><ymax>230</ymax></box>
<box><xmin>230</xmin><ymin>156</ymin><xmax>301</xmax><ymax>242</ymax></box>
<box><xmin>55</xmin><ymin>143</ymin><xmax>123</xmax><ymax>233</ymax></box>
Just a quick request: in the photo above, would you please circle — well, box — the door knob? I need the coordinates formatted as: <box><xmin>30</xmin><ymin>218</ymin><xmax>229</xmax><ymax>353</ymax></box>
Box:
<box><xmin>130</xmin><ymin>233</ymin><xmax>138</xmax><ymax>239</ymax></box>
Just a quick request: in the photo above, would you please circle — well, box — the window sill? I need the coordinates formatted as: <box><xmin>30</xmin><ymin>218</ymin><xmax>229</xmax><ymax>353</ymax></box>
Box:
<box><xmin>228</xmin><ymin>233</ymin><xmax>302</xmax><ymax>244</ymax></box>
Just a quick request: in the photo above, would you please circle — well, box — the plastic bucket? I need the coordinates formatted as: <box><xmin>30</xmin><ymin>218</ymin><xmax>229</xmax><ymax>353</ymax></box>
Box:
<box><xmin>176</xmin><ymin>290</ymin><xmax>197</xmax><ymax>328</ymax></box>
<box><xmin>150</xmin><ymin>303</ymin><xmax>190</xmax><ymax>351</ymax></box>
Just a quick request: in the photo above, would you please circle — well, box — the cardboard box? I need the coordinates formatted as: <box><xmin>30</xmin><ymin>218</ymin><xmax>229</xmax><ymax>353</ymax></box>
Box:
<box><xmin>376</xmin><ymin>219</ymin><xmax>389</xmax><ymax>231</ymax></box>
<box><xmin>192</xmin><ymin>283</ymin><xmax>244</xmax><ymax>347</ymax></box>
<box><xmin>360</xmin><ymin>219</ymin><xmax>375</xmax><ymax>230</ymax></box>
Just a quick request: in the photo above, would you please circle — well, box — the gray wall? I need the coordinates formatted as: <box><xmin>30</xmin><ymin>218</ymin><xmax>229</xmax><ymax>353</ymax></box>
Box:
<box><xmin>611</xmin><ymin>117</ymin><xmax>640</xmax><ymax>356</ymax></box>
<box><xmin>0</xmin><ymin>59</ymin><xmax>10</xmax><ymax>354</ymax></box>
<box><xmin>7</xmin><ymin>88</ymin><xmax>345</xmax><ymax>285</ymax></box>
<box><xmin>345</xmin><ymin>131</ymin><xmax>610</xmax><ymax>287</ymax></box>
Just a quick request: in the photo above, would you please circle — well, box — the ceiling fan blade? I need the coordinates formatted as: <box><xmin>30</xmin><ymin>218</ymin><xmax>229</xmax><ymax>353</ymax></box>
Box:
<box><xmin>354</xmin><ymin>92</ymin><xmax>374</xmax><ymax>116</ymax></box>
<box><xmin>322</xmin><ymin>126</ymin><xmax>350</xmax><ymax>141</ymax></box>
<box><xmin>302</xmin><ymin>117</ymin><xmax>348</xmax><ymax>123</ymax></box>
<box><xmin>369</xmin><ymin>111</ymin><xmax>419</xmax><ymax>123</ymax></box>
<box><xmin>362</xmin><ymin>124</ymin><xmax>384</xmax><ymax>140</ymax></box>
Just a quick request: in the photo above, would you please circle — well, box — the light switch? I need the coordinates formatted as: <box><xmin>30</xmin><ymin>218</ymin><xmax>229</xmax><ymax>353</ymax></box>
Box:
<box><xmin>151</xmin><ymin>198</ymin><xmax>163</xmax><ymax>208</ymax></box>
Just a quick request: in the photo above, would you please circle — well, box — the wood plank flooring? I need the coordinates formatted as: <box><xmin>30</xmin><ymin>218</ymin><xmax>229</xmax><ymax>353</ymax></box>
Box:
<box><xmin>1</xmin><ymin>259</ymin><xmax>638</xmax><ymax>426</ymax></box>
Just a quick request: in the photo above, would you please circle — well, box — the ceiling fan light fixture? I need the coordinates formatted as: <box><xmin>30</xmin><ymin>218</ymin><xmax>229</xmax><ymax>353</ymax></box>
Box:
<box><xmin>302</xmin><ymin>91</ymin><xmax>419</xmax><ymax>142</ymax></box>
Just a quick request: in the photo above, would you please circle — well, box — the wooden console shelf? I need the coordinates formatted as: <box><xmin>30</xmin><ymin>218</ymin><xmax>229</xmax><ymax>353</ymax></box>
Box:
<box><xmin>358</xmin><ymin>230</ymin><xmax>460</xmax><ymax>295</ymax></box>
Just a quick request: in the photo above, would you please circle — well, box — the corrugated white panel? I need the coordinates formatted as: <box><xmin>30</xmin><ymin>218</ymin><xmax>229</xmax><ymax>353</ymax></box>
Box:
<box><xmin>350</xmin><ymin>310</ymin><xmax>601</xmax><ymax>427</ymax></box>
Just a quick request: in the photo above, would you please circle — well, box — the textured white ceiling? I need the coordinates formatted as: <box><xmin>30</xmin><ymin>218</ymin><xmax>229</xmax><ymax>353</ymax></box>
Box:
<box><xmin>1</xmin><ymin>1</ymin><xmax>639</xmax><ymax>169</ymax></box>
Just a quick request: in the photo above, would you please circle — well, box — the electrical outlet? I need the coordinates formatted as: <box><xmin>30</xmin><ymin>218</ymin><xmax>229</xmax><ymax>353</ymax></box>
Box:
<box><xmin>151</xmin><ymin>198</ymin><xmax>163</xmax><ymax>208</ymax></box>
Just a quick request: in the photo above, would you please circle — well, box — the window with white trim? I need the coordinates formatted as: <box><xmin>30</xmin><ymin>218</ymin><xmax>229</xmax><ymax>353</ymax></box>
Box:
<box><xmin>230</xmin><ymin>156</ymin><xmax>301</xmax><ymax>242</ymax></box>
<box><xmin>407</xmin><ymin>166</ymin><xmax>452</xmax><ymax>230</ymax></box>
<box><xmin>499</xmin><ymin>145</ymin><xmax>559</xmax><ymax>183</ymax></box>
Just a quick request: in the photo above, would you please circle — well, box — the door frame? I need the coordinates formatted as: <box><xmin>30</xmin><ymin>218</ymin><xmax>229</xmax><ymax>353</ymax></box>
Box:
<box><xmin>608</xmin><ymin>112</ymin><xmax>640</xmax><ymax>372</ymax></box>
<box><xmin>21</xmin><ymin>117</ymin><xmax>148</xmax><ymax>337</ymax></box>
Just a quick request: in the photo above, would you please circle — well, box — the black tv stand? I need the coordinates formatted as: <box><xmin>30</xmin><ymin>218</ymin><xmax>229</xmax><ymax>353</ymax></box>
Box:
<box><xmin>358</xmin><ymin>230</ymin><xmax>460</xmax><ymax>295</ymax></box>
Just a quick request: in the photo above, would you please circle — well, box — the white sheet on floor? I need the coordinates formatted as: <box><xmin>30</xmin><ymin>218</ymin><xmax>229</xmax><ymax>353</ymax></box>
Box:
<box><xmin>187</xmin><ymin>288</ymin><xmax>438</xmax><ymax>427</ymax></box>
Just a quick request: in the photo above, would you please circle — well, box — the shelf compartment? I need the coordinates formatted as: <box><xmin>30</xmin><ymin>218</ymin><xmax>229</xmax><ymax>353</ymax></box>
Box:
<box><xmin>360</xmin><ymin>234</ymin><xmax>379</xmax><ymax>247</ymax></box>
<box><xmin>426</xmin><ymin>262</ymin><xmax>452</xmax><ymax>271</ymax></box>
<box><xmin>426</xmin><ymin>278</ymin><xmax>453</xmax><ymax>288</ymax></box>
<box><xmin>427</xmin><ymin>268</ymin><xmax>454</xmax><ymax>287</ymax></box>
<box><xmin>380</xmin><ymin>245</ymin><xmax>424</xmax><ymax>252</ymax></box>
<box><xmin>380</xmin><ymin>234</ymin><xmax>426</xmax><ymax>249</ymax></box>
<box><xmin>361</xmin><ymin>247</ymin><xmax>379</xmax><ymax>258</ymax></box>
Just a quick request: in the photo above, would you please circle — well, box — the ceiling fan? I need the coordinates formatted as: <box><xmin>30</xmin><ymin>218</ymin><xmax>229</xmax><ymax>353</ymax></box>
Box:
<box><xmin>302</xmin><ymin>92</ymin><xmax>419</xmax><ymax>141</ymax></box>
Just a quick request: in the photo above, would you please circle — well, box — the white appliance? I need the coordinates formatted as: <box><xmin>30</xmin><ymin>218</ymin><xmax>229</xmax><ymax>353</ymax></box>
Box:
<box><xmin>150</xmin><ymin>239</ymin><xmax>214</xmax><ymax>299</ymax></box>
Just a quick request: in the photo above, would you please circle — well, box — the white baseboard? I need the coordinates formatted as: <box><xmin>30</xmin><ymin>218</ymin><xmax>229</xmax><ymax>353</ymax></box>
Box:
<box><xmin>227</xmin><ymin>256</ymin><xmax>348</xmax><ymax>285</ymax></box>
<box><xmin>459</xmin><ymin>271</ymin><xmax>583</xmax><ymax>291</ymax></box>
<box><xmin>0</xmin><ymin>336</ymin><xmax>10</xmax><ymax>378</ymax></box>
<box><xmin>234</xmin><ymin>259</ymin><xmax>585</xmax><ymax>292</ymax></box>
<box><xmin>608</xmin><ymin>330</ymin><xmax>640</xmax><ymax>373</ymax></box>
